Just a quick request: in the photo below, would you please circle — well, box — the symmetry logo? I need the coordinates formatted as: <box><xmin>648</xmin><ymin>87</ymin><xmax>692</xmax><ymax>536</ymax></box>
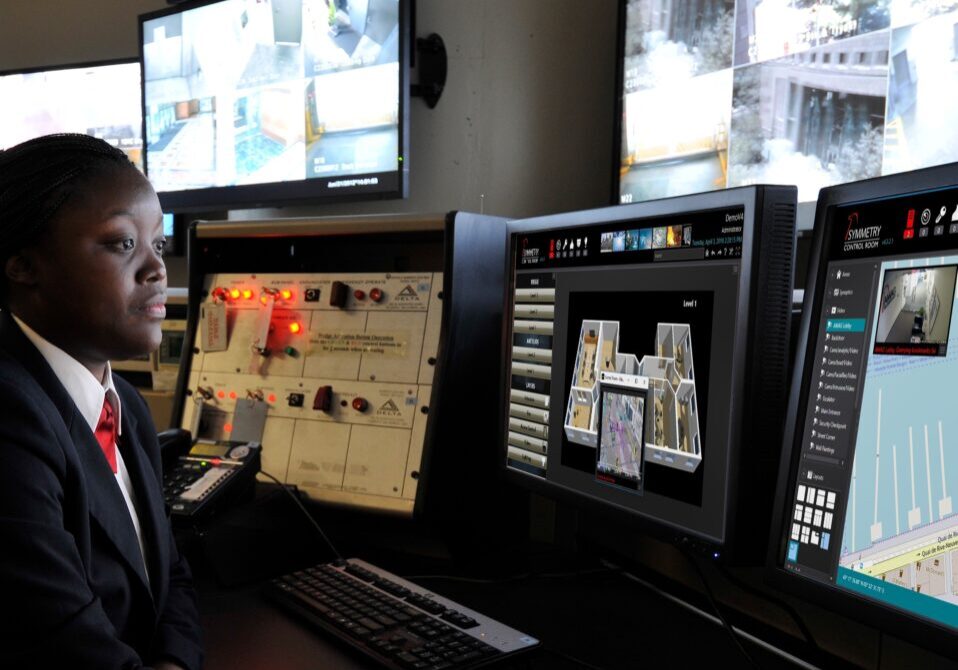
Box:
<box><xmin>843</xmin><ymin>212</ymin><xmax>881</xmax><ymax>251</ymax></box>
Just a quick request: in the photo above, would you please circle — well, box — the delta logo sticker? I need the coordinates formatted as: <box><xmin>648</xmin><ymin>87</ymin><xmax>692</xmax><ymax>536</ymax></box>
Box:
<box><xmin>395</xmin><ymin>284</ymin><xmax>420</xmax><ymax>302</ymax></box>
<box><xmin>843</xmin><ymin>212</ymin><xmax>881</xmax><ymax>252</ymax></box>
<box><xmin>378</xmin><ymin>399</ymin><xmax>402</xmax><ymax>415</ymax></box>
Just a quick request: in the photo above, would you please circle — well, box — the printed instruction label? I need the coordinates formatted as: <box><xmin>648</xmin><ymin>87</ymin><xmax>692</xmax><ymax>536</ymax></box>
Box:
<box><xmin>312</xmin><ymin>330</ymin><xmax>408</xmax><ymax>357</ymax></box>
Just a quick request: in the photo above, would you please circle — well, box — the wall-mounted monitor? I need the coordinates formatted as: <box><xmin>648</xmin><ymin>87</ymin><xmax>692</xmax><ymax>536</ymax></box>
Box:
<box><xmin>615</xmin><ymin>0</ymin><xmax>958</xmax><ymax>218</ymax></box>
<box><xmin>140</xmin><ymin>0</ymin><xmax>407</xmax><ymax>212</ymax></box>
<box><xmin>0</xmin><ymin>59</ymin><xmax>143</xmax><ymax>171</ymax></box>
<box><xmin>770</xmin><ymin>162</ymin><xmax>958</xmax><ymax>655</ymax></box>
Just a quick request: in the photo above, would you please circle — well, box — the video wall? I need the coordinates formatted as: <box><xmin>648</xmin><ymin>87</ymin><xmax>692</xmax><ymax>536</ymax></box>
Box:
<box><xmin>618</xmin><ymin>0</ymin><xmax>958</xmax><ymax>203</ymax></box>
<box><xmin>142</xmin><ymin>0</ymin><xmax>400</xmax><ymax>194</ymax></box>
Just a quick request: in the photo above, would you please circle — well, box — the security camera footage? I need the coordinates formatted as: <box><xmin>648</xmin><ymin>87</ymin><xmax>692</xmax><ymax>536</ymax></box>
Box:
<box><xmin>619</xmin><ymin>0</ymin><xmax>958</xmax><ymax>204</ymax></box>
<box><xmin>142</xmin><ymin>0</ymin><xmax>400</xmax><ymax>197</ymax></box>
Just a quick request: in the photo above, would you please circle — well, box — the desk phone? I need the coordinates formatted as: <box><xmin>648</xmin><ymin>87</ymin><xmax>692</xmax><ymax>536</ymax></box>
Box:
<box><xmin>163</xmin><ymin>440</ymin><xmax>261</xmax><ymax>519</ymax></box>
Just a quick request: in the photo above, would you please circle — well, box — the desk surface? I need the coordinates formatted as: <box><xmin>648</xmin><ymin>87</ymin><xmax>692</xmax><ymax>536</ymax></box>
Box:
<box><xmin>197</xmin><ymin>562</ymin><xmax>792</xmax><ymax>669</ymax></box>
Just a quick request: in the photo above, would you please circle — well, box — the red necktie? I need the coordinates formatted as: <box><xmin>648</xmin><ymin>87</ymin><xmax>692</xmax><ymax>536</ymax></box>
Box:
<box><xmin>95</xmin><ymin>399</ymin><xmax>118</xmax><ymax>474</ymax></box>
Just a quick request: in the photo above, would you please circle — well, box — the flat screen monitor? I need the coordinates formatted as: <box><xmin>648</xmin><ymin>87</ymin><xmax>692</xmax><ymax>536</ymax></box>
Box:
<box><xmin>140</xmin><ymin>0</ymin><xmax>407</xmax><ymax>211</ymax></box>
<box><xmin>503</xmin><ymin>186</ymin><xmax>796</xmax><ymax>560</ymax></box>
<box><xmin>770</xmin><ymin>163</ymin><xmax>958</xmax><ymax>653</ymax></box>
<box><xmin>615</xmin><ymin>0</ymin><xmax>958</xmax><ymax>211</ymax></box>
<box><xmin>0</xmin><ymin>59</ymin><xmax>143</xmax><ymax>171</ymax></box>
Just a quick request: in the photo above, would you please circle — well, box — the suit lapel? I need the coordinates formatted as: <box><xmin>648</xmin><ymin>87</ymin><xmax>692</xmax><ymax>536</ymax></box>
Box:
<box><xmin>0</xmin><ymin>313</ymin><xmax>155</xmax><ymax>602</ymax></box>
<box><xmin>116</xmin><ymin>406</ymin><xmax>169</xmax><ymax>605</ymax></box>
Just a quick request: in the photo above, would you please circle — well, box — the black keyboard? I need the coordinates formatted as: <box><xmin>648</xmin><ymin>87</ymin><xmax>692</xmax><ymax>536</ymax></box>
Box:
<box><xmin>267</xmin><ymin>558</ymin><xmax>539</xmax><ymax>669</ymax></box>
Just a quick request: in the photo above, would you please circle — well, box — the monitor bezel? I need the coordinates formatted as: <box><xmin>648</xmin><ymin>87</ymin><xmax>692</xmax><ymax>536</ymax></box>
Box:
<box><xmin>501</xmin><ymin>186</ymin><xmax>773</xmax><ymax>551</ymax></box>
<box><xmin>767</xmin><ymin>161</ymin><xmax>958</xmax><ymax>657</ymax></box>
<box><xmin>0</xmin><ymin>56</ymin><xmax>144</xmax><ymax>170</ymax></box>
<box><xmin>138</xmin><ymin>0</ymin><xmax>410</xmax><ymax>213</ymax></box>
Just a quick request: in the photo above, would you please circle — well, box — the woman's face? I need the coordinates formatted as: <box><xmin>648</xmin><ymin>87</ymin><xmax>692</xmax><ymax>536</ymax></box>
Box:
<box><xmin>21</xmin><ymin>166</ymin><xmax>167</xmax><ymax>368</ymax></box>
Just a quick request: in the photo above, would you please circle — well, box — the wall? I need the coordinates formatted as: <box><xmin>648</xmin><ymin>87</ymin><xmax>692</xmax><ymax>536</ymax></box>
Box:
<box><xmin>0</xmin><ymin>0</ymin><xmax>620</xmax><ymax>286</ymax></box>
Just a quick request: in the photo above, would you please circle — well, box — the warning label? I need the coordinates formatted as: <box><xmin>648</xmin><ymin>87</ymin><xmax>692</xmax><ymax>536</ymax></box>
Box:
<box><xmin>312</xmin><ymin>330</ymin><xmax>408</xmax><ymax>357</ymax></box>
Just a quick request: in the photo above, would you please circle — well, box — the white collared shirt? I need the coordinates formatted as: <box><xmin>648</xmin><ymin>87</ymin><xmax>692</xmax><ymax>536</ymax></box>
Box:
<box><xmin>12</xmin><ymin>314</ymin><xmax>150</xmax><ymax>584</ymax></box>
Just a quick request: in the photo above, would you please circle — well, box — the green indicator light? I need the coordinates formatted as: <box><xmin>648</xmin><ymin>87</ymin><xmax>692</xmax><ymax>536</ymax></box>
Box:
<box><xmin>201</xmin><ymin>461</ymin><xmax>207</xmax><ymax>466</ymax></box>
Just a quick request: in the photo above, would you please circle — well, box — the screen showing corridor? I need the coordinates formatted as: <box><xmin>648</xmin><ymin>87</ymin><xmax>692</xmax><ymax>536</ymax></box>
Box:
<box><xmin>617</xmin><ymin>0</ymin><xmax>958</xmax><ymax>204</ymax></box>
<box><xmin>780</xmin><ymin>187</ymin><xmax>958</xmax><ymax>632</ymax></box>
<box><xmin>141</xmin><ymin>0</ymin><xmax>404</xmax><ymax>209</ymax></box>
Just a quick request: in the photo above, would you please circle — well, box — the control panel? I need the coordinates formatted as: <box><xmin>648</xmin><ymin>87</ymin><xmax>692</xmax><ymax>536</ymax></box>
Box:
<box><xmin>182</xmin><ymin>271</ymin><xmax>441</xmax><ymax>514</ymax></box>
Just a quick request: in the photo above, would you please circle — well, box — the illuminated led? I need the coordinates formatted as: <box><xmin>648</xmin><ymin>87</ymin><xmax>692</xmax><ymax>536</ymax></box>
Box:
<box><xmin>289</xmin><ymin>322</ymin><xmax>302</xmax><ymax>334</ymax></box>
<box><xmin>260</xmin><ymin>295</ymin><xmax>269</xmax><ymax>305</ymax></box>
<box><xmin>229</xmin><ymin>288</ymin><xmax>241</xmax><ymax>300</ymax></box>
<box><xmin>280</xmin><ymin>289</ymin><xmax>292</xmax><ymax>300</ymax></box>
<box><xmin>228</xmin><ymin>391</ymin><xmax>237</xmax><ymax>400</ymax></box>
<box><xmin>268</xmin><ymin>394</ymin><xmax>277</xmax><ymax>403</ymax></box>
<box><xmin>223</xmin><ymin>423</ymin><xmax>233</xmax><ymax>433</ymax></box>
<box><xmin>216</xmin><ymin>391</ymin><xmax>225</xmax><ymax>399</ymax></box>
<box><xmin>242</xmin><ymin>289</ymin><xmax>253</xmax><ymax>300</ymax></box>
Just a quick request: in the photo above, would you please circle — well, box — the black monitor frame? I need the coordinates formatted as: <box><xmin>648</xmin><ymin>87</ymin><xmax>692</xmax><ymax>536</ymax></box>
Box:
<box><xmin>138</xmin><ymin>0</ymin><xmax>410</xmax><ymax>213</ymax></box>
<box><xmin>502</xmin><ymin>186</ymin><xmax>796</xmax><ymax>563</ymax></box>
<box><xmin>767</xmin><ymin>161</ymin><xmax>958</xmax><ymax>657</ymax></box>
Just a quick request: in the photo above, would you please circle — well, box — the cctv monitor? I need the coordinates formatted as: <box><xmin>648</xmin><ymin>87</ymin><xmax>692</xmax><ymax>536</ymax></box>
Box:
<box><xmin>770</xmin><ymin>162</ymin><xmax>958</xmax><ymax>654</ymax></box>
<box><xmin>140</xmin><ymin>0</ymin><xmax>408</xmax><ymax>211</ymax></box>
<box><xmin>615</xmin><ymin>0</ymin><xmax>958</xmax><ymax>229</ymax></box>
<box><xmin>0</xmin><ymin>59</ymin><xmax>143</xmax><ymax>170</ymax></box>
<box><xmin>503</xmin><ymin>186</ymin><xmax>796</xmax><ymax>561</ymax></box>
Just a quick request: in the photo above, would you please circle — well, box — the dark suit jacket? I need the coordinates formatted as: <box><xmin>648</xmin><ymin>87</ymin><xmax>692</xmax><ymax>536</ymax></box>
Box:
<box><xmin>0</xmin><ymin>312</ymin><xmax>203</xmax><ymax>669</ymax></box>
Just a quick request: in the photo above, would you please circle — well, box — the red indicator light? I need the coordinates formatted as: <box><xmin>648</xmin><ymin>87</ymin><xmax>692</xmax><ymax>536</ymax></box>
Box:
<box><xmin>228</xmin><ymin>391</ymin><xmax>237</xmax><ymax>400</ymax></box>
<box><xmin>268</xmin><ymin>394</ymin><xmax>277</xmax><ymax>403</ymax></box>
<box><xmin>229</xmin><ymin>288</ymin><xmax>241</xmax><ymax>300</ymax></box>
<box><xmin>216</xmin><ymin>390</ymin><xmax>225</xmax><ymax>399</ymax></box>
<box><xmin>354</xmin><ymin>289</ymin><xmax>366</xmax><ymax>300</ymax></box>
<box><xmin>289</xmin><ymin>322</ymin><xmax>302</xmax><ymax>334</ymax></box>
<box><xmin>370</xmin><ymin>288</ymin><xmax>383</xmax><ymax>303</ymax></box>
<box><xmin>906</xmin><ymin>209</ymin><xmax>915</xmax><ymax>229</ymax></box>
<box><xmin>352</xmin><ymin>397</ymin><xmax>369</xmax><ymax>412</ymax></box>
<box><xmin>223</xmin><ymin>423</ymin><xmax>233</xmax><ymax>433</ymax></box>
<box><xmin>242</xmin><ymin>289</ymin><xmax>253</xmax><ymax>300</ymax></box>
<box><xmin>904</xmin><ymin>229</ymin><xmax>915</xmax><ymax>240</ymax></box>
<box><xmin>213</xmin><ymin>287</ymin><xmax>229</xmax><ymax>301</ymax></box>
<box><xmin>211</xmin><ymin>458</ymin><xmax>222</xmax><ymax>466</ymax></box>
<box><xmin>281</xmin><ymin>289</ymin><xmax>292</xmax><ymax>300</ymax></box>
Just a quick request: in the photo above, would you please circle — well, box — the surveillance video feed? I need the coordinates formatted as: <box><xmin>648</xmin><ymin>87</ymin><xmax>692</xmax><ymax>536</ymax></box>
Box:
<box><xmin>0</xmin><ymin>62</ymin><xmax>143</xmax><ymax>171</ymax></box>
<box><xmin>142</xmin><ymin>0</ymin><xmax>400</xmax><ymax>193</ymax></box>
<box><xmin>619</xmin><ymin>0</ymin><xmax>958</xmax><ymax>205</ymax></box>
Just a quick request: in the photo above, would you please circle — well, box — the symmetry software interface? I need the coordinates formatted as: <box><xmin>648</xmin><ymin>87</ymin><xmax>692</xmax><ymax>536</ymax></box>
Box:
<box><xmin>505</xmin><ymin>207</ymin><xmax>747</xmax><ymax>541</ymax></box>
<box><xmin>782</xmin><ymin>189</ymin><xmax>958</xmax><ymax>630</ymax></box>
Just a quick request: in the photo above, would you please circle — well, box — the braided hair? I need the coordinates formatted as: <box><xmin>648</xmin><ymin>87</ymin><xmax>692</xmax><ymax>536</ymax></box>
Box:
<box><xmin>0</xmin><ymin>133</ymin><xmax>135</xmax><ymax>303</ymax></box>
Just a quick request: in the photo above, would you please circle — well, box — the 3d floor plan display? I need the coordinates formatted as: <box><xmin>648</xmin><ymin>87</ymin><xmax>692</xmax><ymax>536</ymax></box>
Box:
<box><xmin>565</xmin><ymin>320</ymin><xmax>703</xmax><ymax>472</ymax></box>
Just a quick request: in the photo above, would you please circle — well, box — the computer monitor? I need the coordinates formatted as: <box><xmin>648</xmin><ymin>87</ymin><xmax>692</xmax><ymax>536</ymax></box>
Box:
<box><xmin>769</xmin><ymin>163</ymin><xmax>958</xmax><ymax>654</ymax></box>
<box><xmin>615</xmin><ymin>0</ymin><xmax>958</xmax><ymax>224</ymax></box>
<box><xmin>0</xmin><ymin>58</ymin><xmax>143</xmax><ymax>170</ymax></box>
<box><xmin>503</xmin><ymin>186</ymin><xmax>796</xmax><ymax>561</ymax></box>
<box><xmin>140</xmin><ymin>0</ymin><xmax>408</xmax><ymax>211</ymax></box>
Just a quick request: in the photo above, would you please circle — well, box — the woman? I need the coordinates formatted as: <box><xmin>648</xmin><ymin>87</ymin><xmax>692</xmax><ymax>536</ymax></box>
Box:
<box><xmin>0</xmin><ymin>134</ymin><xmax>203</xmax><ymax>669</ymax></box>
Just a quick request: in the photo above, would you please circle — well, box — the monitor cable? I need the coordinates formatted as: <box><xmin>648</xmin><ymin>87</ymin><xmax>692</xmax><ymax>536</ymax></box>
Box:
<box><xmin>678</xmin><ymin>547</ymin><xmax>760</xmax><ymax>669</ymax></box>
<box><xmin>258</xmin><ymin>469</ymin><xmax>343</xmax><ymax>562</ymax></box>
<box><xmin>713</xmin><ymin>560</ymin><xmax>819</xmax><ymax>650</ymax></box>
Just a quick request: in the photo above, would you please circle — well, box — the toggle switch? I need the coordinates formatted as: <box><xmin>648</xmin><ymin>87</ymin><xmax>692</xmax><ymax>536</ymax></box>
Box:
<box><xmin>329</xmin><ymin>281</ymin><xmax>349</xmax><ymax>308</ymax></box>
<box><xmin>313</xmin><ymin>385</ymin><xmax>334</xmax><ymax>412</ymax></box>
